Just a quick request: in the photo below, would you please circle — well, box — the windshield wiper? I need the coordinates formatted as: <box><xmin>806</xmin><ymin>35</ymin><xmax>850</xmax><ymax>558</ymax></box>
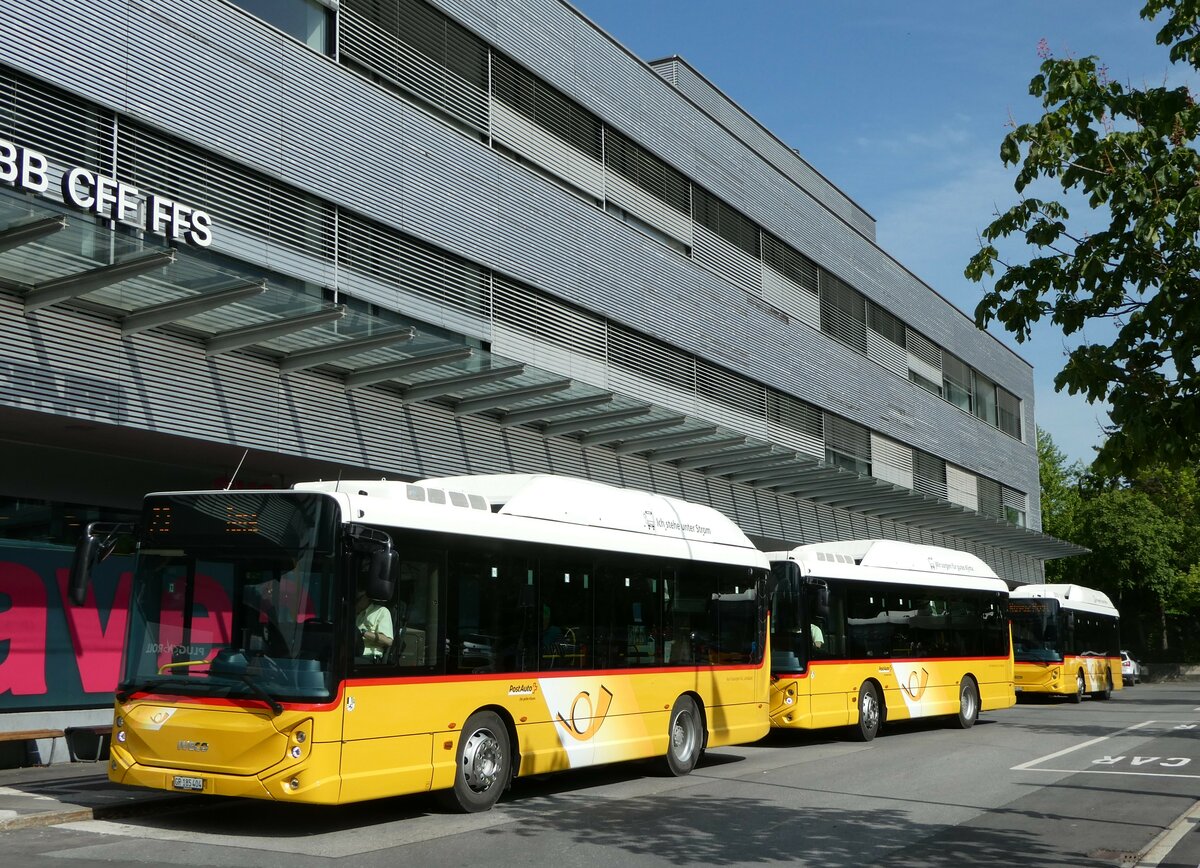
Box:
<box><xmin>240</xmin><ymin>674</ymin><xmax>284</xmax><ymax>716</ymax></box>
<box><xmin>117</xmin><ymin>673</ymin><xmax>283</xmax><ymax>715</ymax></box>
<box><xmin>116</xmin><ymin>675</ymin><xmax>212</xmax><ymax>702</ymax></box>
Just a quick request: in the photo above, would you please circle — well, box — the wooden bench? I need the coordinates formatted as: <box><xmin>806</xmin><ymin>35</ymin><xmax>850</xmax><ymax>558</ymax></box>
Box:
<box><xmin>0</xmin><ymin>729</ymin><xmax>65</xmax><ymax>766</ymax></box>
<box><xmin>65</xmin><ymin>725</ymin><xmax>112</xmax><ymax>762</ymax></box>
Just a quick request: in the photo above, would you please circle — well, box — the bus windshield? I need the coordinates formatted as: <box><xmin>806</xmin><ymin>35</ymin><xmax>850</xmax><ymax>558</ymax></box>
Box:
<box><xmin>1009</xmin><ymin>597</ymin><xmax>1062</xmax><ymax>663</ymax></box>
<box><xmin>769</xmin><ymin>562</ymin><xmax>809</xmax><ymax>673</ymax></box>
<box><xmin>121</xmin><ymin>492</ymin><xmax>341</xmax><ymax>705</ymax></box>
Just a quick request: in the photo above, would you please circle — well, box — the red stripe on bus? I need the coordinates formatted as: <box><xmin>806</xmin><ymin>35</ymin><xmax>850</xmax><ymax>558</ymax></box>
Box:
<box><xmin>771</xmin><ymin>654</ymin><xmax>1012</xmax><ymax>677</ymax></box>
<box><xmin>346</xmin><ymin>662</ymin><xmax>767</xmax><ymax>687</ymax></box>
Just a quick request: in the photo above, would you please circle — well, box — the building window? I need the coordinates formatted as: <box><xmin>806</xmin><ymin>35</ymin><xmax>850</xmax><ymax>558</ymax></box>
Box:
<box><xmin>819</xmin><ymin>272</ymin><xmax>868</xmax><ymax>354</ymax></box>
<box><xmin>0</xmin><ymin>497</ymin><xmax>138</xmax><ymax>548</ymax></box>
<box><xmin>232</xmin><ymin>0</ymin><xmax>332</xmax><ymax>53</ymax></box>
<box><xmin>867</xmin><ymin>302</ymin><xmax>905</xmax><ymax>349</ymax></box>
<box><xmin>973</xmin><ymin>371</ymin><xmax>999</xmax><ymax>427</ymax></box>
<box><xmin>912</xmin><ymin>449</ymin><xmax>947</xmax><ymax>500</ymax></box>
<box><xmin>492</xmin><ymin>53</ymin><xmax>602</xmax><ymax>161</ymax></box>
<box><xmin>691</xmin><ymin>186</ymin><xmax>760</xmax><ymax>258</ymax></box>
<box><xmin>767</xmin><ymin>391</ymin><xmax>823</xmax><ymax>440</ymax></box>
<box><xmin>824</xmin><ymin>415</ymin><xmax>871</xmax><ymax>476</ymax></box>
<box><xmin>942</xmin><ymin>353</ymin><xmax>973</xmax><ymax>413</ymax></box>
<box><xmin>997</xmin><ymin>388</ymin><xmax>1022</xmax><ymax>439</ymax></box>
<box><xmin>976</xmin><ymin>477</ymin><xmax>1003</xmax><ymax>520</ymax></box>
<box><xmin>1002</xmin><ymin>485</ymin><xmax>1027</xmax><ymax>527</ymax></box>
<box><xmin>605</xmin><ymin>203</ymin><xmax>689</xmax><ymax>254</ymax></box>
<box><xmin>909</xmin><ymin>370</ymin><xmax>942</xmax><ymax>397</ymax></box>
<box><xmin>762</xmin><ymin>233</ymin><xmax>819</xmax><ymax>294</ymax></box>
<box><xmin>603</xmin><ymin>127</ymin><xmax>691</xmax><ymax>216</ymax></box>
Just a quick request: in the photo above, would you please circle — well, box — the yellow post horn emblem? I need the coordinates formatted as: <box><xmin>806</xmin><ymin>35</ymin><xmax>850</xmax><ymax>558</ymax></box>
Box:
<box><xmin>556</xmin><ymin>685</ymin><xmax>614</xmax><ymax>741</ymax></box>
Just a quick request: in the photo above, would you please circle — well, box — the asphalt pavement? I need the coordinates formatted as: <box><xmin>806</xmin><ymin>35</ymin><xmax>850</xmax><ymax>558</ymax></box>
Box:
<box><xmin>7</xmin><ymin>691</ymin><xmax>1200</xmax><ymax>868</ymax></box>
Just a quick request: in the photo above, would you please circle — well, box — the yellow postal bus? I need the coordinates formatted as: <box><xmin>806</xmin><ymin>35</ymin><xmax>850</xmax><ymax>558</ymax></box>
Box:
<box><xmin>71</xmin><ymin>474</ymin><xmax>771</xmax><ymax>811</ymax></box>
<box><xmin>767</xmin><ymin>540</ymin><xmax>1013</xmax><ymax>740</ymax></box>
<box><xmin>1009</xmin><ymin>583</ymin><xmax>1121</xmax><ymax>701</ymax></box>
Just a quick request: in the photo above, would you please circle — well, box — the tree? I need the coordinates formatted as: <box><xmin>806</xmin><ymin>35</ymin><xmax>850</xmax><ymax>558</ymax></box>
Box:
<box><xmin>1069</xmin><ymin>484</ymin><xmax>1183</xmax><ymax>651</ymax></box>
<box><xmin>1036</xmin><ymin>428</ymin><xmax>1082</xmax><ymax>582</ymax></box>
<box><xmin>965</xmin><ymin>0</ymin><xmax>1200</xmax><ymax>478</ymax></box>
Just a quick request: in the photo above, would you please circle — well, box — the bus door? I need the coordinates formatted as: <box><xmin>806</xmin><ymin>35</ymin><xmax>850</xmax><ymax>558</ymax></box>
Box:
<box><xmin>341</xmin><ymin>541</ymin><xmax>440</xmax><ymax>800</ymax></box>
<box><xmin>770</xmin><ymin>564</ymin><xmax>812</xmax><ymax>723</ymax></box>
<box><xmin>806</xmin><ymin>578</ymin><xmax>849</xmax><ymax>729</ymax></box>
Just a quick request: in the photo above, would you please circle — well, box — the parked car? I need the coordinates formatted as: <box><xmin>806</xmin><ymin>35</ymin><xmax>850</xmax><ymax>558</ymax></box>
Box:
<box><xmin>1121</xmin><ymin>650</ymin><xmax>1143</xmax><ymax>685</ymax></box>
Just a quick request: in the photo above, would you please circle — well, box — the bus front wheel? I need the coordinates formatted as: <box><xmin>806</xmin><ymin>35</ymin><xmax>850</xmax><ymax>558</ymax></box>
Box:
<box><xmin>955</xmin><ymin>676</ymin><xmax>979</xmax><ymax>729</ymax></box>
<box><xmin>664</xmin><ymin>695</ymin><xmax>704</xmax><ymax>776</ymax></box>
<box><xmin>853</xmin><ymin>682</ymin><xmax>881</xmax><ymax>742</ymax></box>
<box><xmin>1069</xmin><ymin>671</ymin><xmax>1085</xmax><ymax>704</ymax></box>
<box><xmin>439</xmin><ymin>710</ymin><xmax>511</xmax><ymax>813</ymax></box>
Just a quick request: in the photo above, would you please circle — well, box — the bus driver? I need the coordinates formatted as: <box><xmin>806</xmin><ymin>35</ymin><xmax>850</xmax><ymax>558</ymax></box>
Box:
<box><xmin>356</xmin><ymin>588</ymin><xmax>394</xmax><ymax>661</ymax></box>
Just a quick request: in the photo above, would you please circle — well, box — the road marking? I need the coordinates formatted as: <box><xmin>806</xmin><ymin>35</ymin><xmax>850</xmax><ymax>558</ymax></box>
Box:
<box><xmin>1136</xmin><ymin>799</ymin><xmax>1200</xmax><ymax>867</ymax></box>
<box><xmin>1011</xmin><ymin>720</ymin><xmax>1155</xmax><ymax>771</ymax></box>
<box><xmin>1019</xmin><ymin>767</ymin><xmax>1200</xmax><ymax>780</ymax></box>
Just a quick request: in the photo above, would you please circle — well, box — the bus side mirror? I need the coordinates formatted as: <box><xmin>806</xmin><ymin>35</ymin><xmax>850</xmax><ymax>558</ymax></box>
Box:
<box><xmin>365</xmin><ymin>548</ymin><xmax>396</xmax><ymax>602</ymax></box>
<box><xmin>69</xmin><ymin>522</ymin><xmax>132</xmax><ymax>606</ymax></box>
<box><xmin>816</xmin><ymin>585</ymin><xmax>830</xmax><ymax>618</ymax></box>
<box><xmin>69</xmin><ymin>532</ymin><xmax>101</xmax><ymax>606</ymax></box>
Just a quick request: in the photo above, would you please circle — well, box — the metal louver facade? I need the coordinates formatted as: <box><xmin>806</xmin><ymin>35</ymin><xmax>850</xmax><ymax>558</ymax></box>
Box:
<box><xmin>0</xmin><ymin>0</ymin><xmax>1075</xmax><ymax>595</ymax></box>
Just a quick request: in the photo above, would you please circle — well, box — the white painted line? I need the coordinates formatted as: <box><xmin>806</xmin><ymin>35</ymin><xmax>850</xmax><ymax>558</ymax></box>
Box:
<box><xmin>1011</xmin><ymin>720</ymin><xmax>1155</xmax><ymax>771</ymax></box>
<box><xmin>1018</xmin><ymin>767</ymin><xmax>1200</xmax><ymax>780</ymax></box>
<box><xmin>1136</xmin><ymin>799</ymin><xmax>1200</xmax><ymax>867</ymax></box>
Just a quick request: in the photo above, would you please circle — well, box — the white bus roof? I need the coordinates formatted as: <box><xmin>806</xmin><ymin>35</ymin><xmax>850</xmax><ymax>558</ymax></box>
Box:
<box><xmin>288</xmin><ymin>473</ymin><xmax>767</xmax><ymax>569</ymax></box>
<box><xmin>765</xmin><ymin>539</ymin><xmax>1008</xmax><ymax>593</ymax></box>
<box><xmin>1010</xmin><ymin>583</ymin><xmax>1119</xmax><ymax>617</ymax></box>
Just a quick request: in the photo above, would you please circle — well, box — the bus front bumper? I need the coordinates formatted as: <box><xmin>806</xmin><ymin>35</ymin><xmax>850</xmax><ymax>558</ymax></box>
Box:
<box><xmin>1013</xmin><ymin>665</ymin><xmax>1064</xmax><ymax>694</ymax></box>
<box><xmin>108</xmin><ymin>741</ymin><xmax>344</xmax><ymax>804</ymax></box>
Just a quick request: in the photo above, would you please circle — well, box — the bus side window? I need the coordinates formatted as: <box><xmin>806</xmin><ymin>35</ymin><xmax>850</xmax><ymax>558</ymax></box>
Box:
<box><xmin>537</xmin><ymin>553</ymin><xmax>593</xmax><ymax>671</ymax></box>
<box><xmin>711</xmin><ymin>568</ymin><xmax>759</xmax><ymax>665</ymax></box>
<box><xmin>825</xmin><ymin>587</ymin><xmax>847</xmax><ymax>658</ymax></box>
<box><xmin>665</xmin><ymin>564</ymin><xmax>711</xmax><ymax>665</ymax></box>
<box><xmin>446</xmin><ymin>546</ymin><xmax>539</xmax><ymax>674</ymax></box>
<box><xmin>393</xmin><ymin>556</ymin><xmax>440</xmax><ymax>669</ymax></box>
<box><xmin>595</xmin><ymin>558</ymin><xmax>660</xmax><ymax>667</ymax></box>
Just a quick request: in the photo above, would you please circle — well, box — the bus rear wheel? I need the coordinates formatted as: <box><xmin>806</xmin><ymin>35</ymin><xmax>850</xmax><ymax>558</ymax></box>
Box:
<box><xmin>1093</xmin><ymin>672</ymin><xmax>1113</xmax><ymax>701</ymax></box>
<box><xmin>664</xmin><ymin>695</ymin><xmax>704</xmax><ymax>776</ymax></box>
<box><xmin>955</xmin><ymin>676</ymin><xmax>979</xmax><ymax>729</ymax></box>
<box><xmin>853</xmin><ymin>681</ymin><xmax>881</xmax><ymax>742</ymax></box>
<box><xmin>1069</xmin><ymin>671</ymin><xmax>1085</xmax><ymax>704</ymax></box>
<box><xmin>439</xmin><ymin>711</ymin><xmax>510</xmax><ymax>813</ymax></box>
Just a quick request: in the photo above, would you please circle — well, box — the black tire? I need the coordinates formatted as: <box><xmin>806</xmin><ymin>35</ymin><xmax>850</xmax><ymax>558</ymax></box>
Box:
<box><xmin>852</xmin><ymin>681</ymin><xmax>881</xmax><ymax>742</ymax></box>
<box><xmin>664</xmin><ymin>695</ymin><xmax>704</xmax><ymax>776</ymax></box>
<box><xmin>438</xmin><ymin>711</ymin><xmax>510</xmax><ymax>813</ymax></box>
<box><xmin>1069</xmin><ymin>670</ymin><xmax>1085</xmax><ymax>704</ymax></box>
<box><xmin>955</xmin><ymin>676</ymin><xmax>980</xmax><ymax>729</ymax></box>
<box><xmin>1094</xmin><ymin>672</ymin><xmax>1113</xmax><ymax>701</ymax></box>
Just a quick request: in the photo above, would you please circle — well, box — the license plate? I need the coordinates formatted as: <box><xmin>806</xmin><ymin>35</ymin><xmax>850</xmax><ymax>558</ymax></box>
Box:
<box><xmin>172</xmin><ymin>775</ymin><xmax>204</xmax><ymax>791</ymax></box>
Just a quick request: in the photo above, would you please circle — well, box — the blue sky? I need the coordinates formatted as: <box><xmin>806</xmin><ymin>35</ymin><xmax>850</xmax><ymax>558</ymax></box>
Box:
<box><xmin>570</xmin><ymin>1</ymin><xmax>1189</xmax><ymax>468</ymax></box>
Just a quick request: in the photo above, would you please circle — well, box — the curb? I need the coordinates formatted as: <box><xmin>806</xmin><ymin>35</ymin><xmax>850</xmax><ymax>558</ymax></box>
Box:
<box><xmin>0</xmin><ymin>795</ymin><xmax>182</xmax><ymax>833</ymax></box>
<box><xmin>0</xmin><ymin>807</ymin><xmax>95</xmax><ymax>832</ymax></box>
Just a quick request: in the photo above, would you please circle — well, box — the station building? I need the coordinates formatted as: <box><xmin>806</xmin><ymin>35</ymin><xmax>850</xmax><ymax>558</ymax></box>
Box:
<box><xmin>0</xmin><ymin>0</ymin><xmax>1081</xmax><ymax>738</ymax></box>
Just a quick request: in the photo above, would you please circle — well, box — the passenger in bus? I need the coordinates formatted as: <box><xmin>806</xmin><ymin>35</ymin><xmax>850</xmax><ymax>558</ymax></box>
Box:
<box><xmin>541</xmin><ymin>604</ymin><xmax>563</xmax><ymax>652</ymax></box>
<box><xmin>356</xmin><ymin>588</ymin><xmax>394</xmax><ymax>662</ymax></box>
<box><xmin>810</xmin><ymin>621</ymin><xmax>826</xmax><ymax>650</ymax></box>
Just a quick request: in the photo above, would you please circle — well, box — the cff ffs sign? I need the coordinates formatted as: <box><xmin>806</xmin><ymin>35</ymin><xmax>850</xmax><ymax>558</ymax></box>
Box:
<box><xmin>0</xmin><ymin>137</ymin><xmax>212</xmax><ymax>247</ymax></box>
